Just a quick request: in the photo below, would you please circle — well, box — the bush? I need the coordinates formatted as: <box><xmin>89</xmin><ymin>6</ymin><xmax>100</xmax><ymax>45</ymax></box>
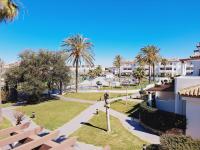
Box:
<box><xmin>160</xmin><ymin>134</ymin><xmax>200</xmax><ymax>150</ymax></box>
<box><xmin>139</xmin><ymin>102</ymin><xmax>186</xmax><ymax>135</ymax></box>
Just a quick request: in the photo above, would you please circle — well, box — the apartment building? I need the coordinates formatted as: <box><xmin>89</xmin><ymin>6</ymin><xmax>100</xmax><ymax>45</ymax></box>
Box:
<box><xmin>112</xmin><ymin>60</ymin><xmax>135</xmax><ymax>76</ymax></box>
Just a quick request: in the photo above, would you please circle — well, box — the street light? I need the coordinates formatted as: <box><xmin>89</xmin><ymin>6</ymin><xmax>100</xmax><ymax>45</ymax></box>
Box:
<box><xmin>104</xmin><ymin>92</ymin><xmax>111</xmax><ymax>132</ymax></box>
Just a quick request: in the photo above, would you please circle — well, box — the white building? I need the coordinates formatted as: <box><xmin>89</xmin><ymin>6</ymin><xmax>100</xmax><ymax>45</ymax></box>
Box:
<box><xmin>112</xmin><ymin>60</ymin><xmax>135</xmax><ymax>76</ymax></box>
<box><xmin>69</xmin><ymin>65</ymin><xmax>105</xmax><ymax>75</ymax></box>
<box><xmin>148</xmin><ymin>76</ymin><xmax>200</xmax><ymax>139</ymax></box>
<box><xmin>155</xmin><ymin>58</ymin><xmax>193</xmax><ymax>77</ymax></box>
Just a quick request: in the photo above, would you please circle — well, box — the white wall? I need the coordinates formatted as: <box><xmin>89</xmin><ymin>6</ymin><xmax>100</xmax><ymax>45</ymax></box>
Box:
<box><xmin>191</xmin><ymin>60</ymin><xmax>200</xmax><ymax>76</ymax></box>
<box><xmin>156</xmin><ymin>91</ymin><xmax>175</xmax><ymax>100</ymax></box>
<box><xmin>175</xmin><ymin>76</ymin><xmax>200</xmax><ymax>114</ymax></box>
<box><xmin>183</xmin><ymin>97</ymin><xmax>200</xmax><ymax>139</ymax></box>
<box><xmin>156</xmin><ymin>99</ymin><xmax>175</xmax><ymax>113</ymax></box>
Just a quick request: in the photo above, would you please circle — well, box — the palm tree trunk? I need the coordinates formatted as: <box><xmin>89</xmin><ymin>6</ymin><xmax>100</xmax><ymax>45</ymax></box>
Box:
<box><xmin>75</xmin><ymin>59</ymin><xmax>79</xmax><ymax>93</ymax></box>
<box><xmin>148</xmin><ymin>64</ymin><xmax>151</xmax><ymax>84</ymax></box>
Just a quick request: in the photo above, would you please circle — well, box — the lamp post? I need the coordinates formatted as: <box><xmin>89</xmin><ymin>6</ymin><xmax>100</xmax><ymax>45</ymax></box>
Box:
<box><xmin>104</xmin><ymin>92</ymin><xmax>111</xmax><ymax>132</ymax></box>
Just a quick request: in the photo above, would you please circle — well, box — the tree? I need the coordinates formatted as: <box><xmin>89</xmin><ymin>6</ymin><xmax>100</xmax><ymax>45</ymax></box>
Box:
<box><xmin>133</xmin><ymin>67</ymin><xmax>145</xmax><ymax>85</ymax></box>
<box><xmin>0</xmin><ymin>0</ymin><xmax>19</xmax><ymax>22</ymax></box>
<box><xmin>135</xmin><ymin>54</ymin><xmax>145</xmax><ymax>66</ymax></box>
<box><xmin>161</xmin><ymin>58</ymin><xmax>168</xmax><ymax>77</ymax></box>
<box><xmin>95</xmin><ymin>65</ymin><xmax>102</xmax><ymax>76</ymax></box>
<box><xmin>49</xmin><ymin>51</ymin><xmax>71</xmax><ymax>95</ymax></box>
<box><xmin>87</xmin><ymin>65</ymin><xmax>102</xmax><ymax>79</ymax></box>
<box><xmin>137</xmin><ymin>45</ymin><xmax>160</xmax><ymax>83</ymax></box>
<box><xmin>113</xmin><ymin>55</ymin><xmax>122</xmax><ymax>81</ymax></box>
<box><xmin>5</xmin><ymin>50</ymin><xmax>71</xmax><ymax>103</ymax></box>
<box><xmin>62</xmin><ymin>34</ymin><xmax>95</xmax><ymax>93</ymax></box>
<box><xmin>4</xmin><ymin>65</ymin><xmax>21</xmax><ymax>102</ymax></box>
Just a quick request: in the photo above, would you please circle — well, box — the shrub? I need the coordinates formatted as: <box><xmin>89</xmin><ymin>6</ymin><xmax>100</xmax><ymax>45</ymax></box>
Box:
<box><xmin>139</xmin><ymin>102</ymin><xmax>186</xmax><ymax>135</ymax></box>
<box><xmin>160</xmin><ymin>134</ymin><xmax>200</xmax><ymax>150</ymax></box>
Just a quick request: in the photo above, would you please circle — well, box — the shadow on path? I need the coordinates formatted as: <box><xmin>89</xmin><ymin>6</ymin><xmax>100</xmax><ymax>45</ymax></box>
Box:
<box><xmin>126</xmin><ymin>119</ymin><xmax>155</xmax><ymax>134</ymax></box>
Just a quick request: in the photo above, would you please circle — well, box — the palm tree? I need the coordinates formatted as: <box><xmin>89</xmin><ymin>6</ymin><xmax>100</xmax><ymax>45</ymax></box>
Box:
<box><xmin>161</xmin><ymin>58</ymin><xmax>168</xmax><ymax>77</ymax></box>
<box><xmin>133</xmin><ymin>67</ymin><xmax>145</xmax><ymax>85</ymax></box>
<box><xmin>113</xmin><ymin>55</ymin><xmax>122</xmax><ymax>82</ymax></box>
<box><xmin>138</xmin><ymin>45</ymin><xmax>160</xmax><ymax>83</ymax></box>
<box><xmin>0</xmin><ymin>0</ymin><xmax>19</xmax><ymax>22</ymax></box>
<box><xmin>62</xmin><ymin>34</ymin><xmax>94</xmax><ymax>93</ymax></box>
<box><xmin>135</xmin><ymin>54</ymin><xmax>145</xmax><ymax>66</ymax></box>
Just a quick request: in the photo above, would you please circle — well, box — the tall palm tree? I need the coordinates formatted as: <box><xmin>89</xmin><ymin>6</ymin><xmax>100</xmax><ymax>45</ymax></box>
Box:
<box><xmin>161</xmin><ymin>58</ymin><xmax>168</xmax><ymax>77</ymax></box>
<box><xmin>135</xmin><ymin>54</ymin><xmax>145</xmax><ymax>66</ymax></box>
<box><xmin>0</xmin><ymin>0</ymin><xmax>19</xmax><ymax>22</ymax></box>
<box><xmin>62</xmin><ymin>34</ymin><xmax>94</xmax><ymax>93</ymax></box>
<box><xmin>113</xmin><ymin>55</ymin><xmax>122</xmax><ymax>82</ymax></box>
<box><xmin>133</xmin><ymin>67</ymin><xmax>145</xmax><ymax>85</ymax></box>
<box><xmin>139</xmin><ymin>45</ymin><xmax>160</xmax><ymax>83</ymax></box>
<box><xmin>150</xmin><ymin>47</ymin><xmax>160</xmax><ymax>81</ymax></box>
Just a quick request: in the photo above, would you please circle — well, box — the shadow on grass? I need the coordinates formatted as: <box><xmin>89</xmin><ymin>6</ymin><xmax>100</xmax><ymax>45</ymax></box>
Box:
<box><xmin>126</xmin><ymin>103</ymin><xmax>140</xmax><ymax>119</ymax></box>
<box><xmin>80</xmin><ymin>122</ymin><xmax>107</xmax><ymax>132</ymax></box>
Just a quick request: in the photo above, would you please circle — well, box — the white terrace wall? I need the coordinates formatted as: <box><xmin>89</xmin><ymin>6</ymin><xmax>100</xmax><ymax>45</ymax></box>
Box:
<box><xmin>182</xmin><ymin>97</ymin><xmax>200</xmax><ymax>139</ymax></box>
<box><xmin>155</xmin><ymin>91</ymin><xmax>175</xmax><ymax>113</ymax></box>
<box><xmin>175</xmin><ymin>76</ymin><xmax>200</xmax><ymax>115</ymax></box>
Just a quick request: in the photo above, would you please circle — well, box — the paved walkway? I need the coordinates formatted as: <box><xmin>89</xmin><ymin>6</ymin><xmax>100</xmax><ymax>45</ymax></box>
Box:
<box><xmin>57</xmin><ymin>95</ymin><xmax>160</xmax><ymax>144</ymax></box>
<box><xmin>100</xmin><ymin>108</ymin><xmax>160</xmax><ymax>144</ymax></box>
<box><xmin>2</xmin><ymin>91</ymin><xmax>159</xmax><ymax>148</ymax></box>
<box><xmin>56</xmin><ymin>95</ymin><xmax>125</xmax><ymax>137</ymax></box>
<box><xmin>2</xmin><ymin>107</ymin><xmax>102</xmax><ymax>150</ymax></box>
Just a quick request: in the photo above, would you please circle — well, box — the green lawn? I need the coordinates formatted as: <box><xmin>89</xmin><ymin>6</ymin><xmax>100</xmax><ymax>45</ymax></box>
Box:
<box><xmin>100</xmin><ymin>80</ymin><xmax>151</xmax><ymax>91</ymax></box>
<box><xmin>64</xmin><ymin>92</ymin><xmax>129</xmax><ymax>101</ymax></box>
<box><xmin>0</xmin><ymin>118</ymin><xmax>12</xmax><ymax>139</ymax></box>
<box><xmin>110</xmin><ymin>100</ymin><xmax>140</xmax><ymax>115</ymax></box>
<box><xmin>0</xmin><ymin>118</ymin><xmax>12</xmax><ymax>130</ymax></box>
<box><xmin>0</xmin><ymin>102</ymin><xmax>14</xmax><ymax>108</ymax></box>
<box><xmin>16</xmin><ymin>100</ymin><xmax>90</xmax><ymax>130</ymax></box>
<box><xmin>71</xmin><ymin>112</ymin><xmax>146</xmax><ymax>150</ymax></box>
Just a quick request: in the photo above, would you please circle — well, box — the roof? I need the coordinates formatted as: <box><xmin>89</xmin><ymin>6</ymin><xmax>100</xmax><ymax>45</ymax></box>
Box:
<box><xmin>179</xmin><ymin>84</ymin><xmax>200</xmax><ymax>98</ymax></box>
<box><xmin>147</xmin><ymin>84</ymin><xmax>174</xmax><ymax>92</ymax></box>
<box><xmin>180</xmin><ymin>56</ymin><xmax>200</xmax><ymax>62</ymax></box>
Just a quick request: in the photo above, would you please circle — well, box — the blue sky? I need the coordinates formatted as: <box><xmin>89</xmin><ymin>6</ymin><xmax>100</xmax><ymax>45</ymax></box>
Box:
<box><xmin>1</xmin><ymin>0</ymin><xmax>200</xmax><ymax>66</ymax></box>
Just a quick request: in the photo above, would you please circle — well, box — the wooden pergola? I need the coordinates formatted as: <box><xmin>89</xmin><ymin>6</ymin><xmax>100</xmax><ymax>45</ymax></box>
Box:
<box><xmin>0</xmin><ymin>123</ymin><xmax>110</xmax><ymax>150</ymax></box>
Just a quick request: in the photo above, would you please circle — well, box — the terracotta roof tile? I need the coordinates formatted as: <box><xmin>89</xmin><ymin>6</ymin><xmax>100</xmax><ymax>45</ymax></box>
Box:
<box><xmin>147</xmin><ymin>84</ymin><xmax>174</xmax><ymax>92</ymax></box>
<box><xmin>179</xmin><ymin>85</ymin><xmax>200</xmax><ymax>98</ymax></box>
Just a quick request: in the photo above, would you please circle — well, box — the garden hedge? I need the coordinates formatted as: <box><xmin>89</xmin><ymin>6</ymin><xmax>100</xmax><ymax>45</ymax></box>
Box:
<box><xmin>147</xmin><ymin>134</ymin><xmax>200</xmax><ymax>150</ymax></box>
<box><xmin>139</xmin><ymin>102</ymin><xmax>186</xmax><ymax>135</ymax></box>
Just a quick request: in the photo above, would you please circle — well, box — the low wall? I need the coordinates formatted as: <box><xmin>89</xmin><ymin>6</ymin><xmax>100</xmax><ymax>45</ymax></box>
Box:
<box><xmin>156</xmin><ymin>99</ymin><xmax>175</xmax><ymax>113</ymax></box>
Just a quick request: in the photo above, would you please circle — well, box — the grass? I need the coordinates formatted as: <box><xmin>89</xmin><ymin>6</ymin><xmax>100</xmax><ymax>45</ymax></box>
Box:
<box><xmin>100</xmin><ymin>80</ymin><xmax>153</xmax><ymax>90</ymax></box>
<box><xmin>71</xmin><ymin>112</ymin><xmax>146</xmax><ymax>150</ymax></box>
<box><xmin>0</xmin><ymin>118</ymin><xmax>12</xmax><ymax>139</ymax></box>
<box><xmin>110</xmin><ymin>100</ymin><xmax>140</xmax><ymax>115</ymax></box>
<box><xmin>0</xmin><ymin>102</ymin><xmax>14</xmax><ymax>108</ymax></box>
<box><xmin>0</xmin><ymin>118</ymin><xmax>12</xmax><ymax>130</ymax></box>
<box><xmin>64</xmin><ymin>92</ymin><xmax>129</xmax><ymax>101</ymax></box>
<box><xmin>16</xmin><ymin>100</ymin><xmax>90</xmax><ymax>130</ymax></box>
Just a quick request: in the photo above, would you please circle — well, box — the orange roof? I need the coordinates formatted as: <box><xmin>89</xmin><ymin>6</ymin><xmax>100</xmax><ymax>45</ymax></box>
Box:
<box><xmin>179</xmin><ymin>84</ymin><xmax>200</xmax><ymax>98</ymax></box>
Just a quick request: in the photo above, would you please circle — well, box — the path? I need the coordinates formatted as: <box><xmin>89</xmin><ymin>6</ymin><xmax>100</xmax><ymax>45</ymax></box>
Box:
<box><xmin>2</xmin><ymin>107</ymin><xmax>102</xmax><ymax>150</ymax></box>
<box><xmin>56</xmin><ymin>95</ymin><xmax>126</xmax><ymax>137</ymax></box>
<box><xmin>100</xmin><ymin>108</ymin><xmax>160</xmax><ymax>144</ymax></box>
<box><xmin>57</xmin><ymin>95</ymin><xmax>160</xmax><ymax>144</ymax></box>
